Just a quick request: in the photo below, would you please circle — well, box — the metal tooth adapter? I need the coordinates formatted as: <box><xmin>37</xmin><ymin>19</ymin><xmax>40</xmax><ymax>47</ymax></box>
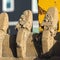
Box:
<box><xmin>42</xmin><ymin>7</ymin><xmax>58</xmax><ymax>54</ymax></box>
<box><xmin>16</xmin><ymin>10</ymin><xmax>33</xmax><ymax>58</ymax></box>
<box><xmin>0</xmin><ymin>13</ymin><xmax>9</xmax><ymax>57</ymax></box>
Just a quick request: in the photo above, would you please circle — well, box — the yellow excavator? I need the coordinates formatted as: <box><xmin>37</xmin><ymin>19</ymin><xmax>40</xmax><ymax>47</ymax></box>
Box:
<box><xmin>38</xmin><ymin>0</ymin><xmax>60</xmax><ymax>32</ymax></box>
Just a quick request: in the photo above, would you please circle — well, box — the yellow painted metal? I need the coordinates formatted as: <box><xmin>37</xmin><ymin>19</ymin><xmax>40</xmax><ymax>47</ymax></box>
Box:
<box><xmin>38</xmin><ymin>0</ymin><xmax>60</xmax><ymax>32</ymax></box>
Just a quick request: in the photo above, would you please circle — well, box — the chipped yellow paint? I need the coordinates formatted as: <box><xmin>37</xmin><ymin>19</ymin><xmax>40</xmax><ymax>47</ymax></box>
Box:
<box><xmin>38</xmin><ymin>0</ymin><xmax>60</xmax><ymax>32</ymax></box>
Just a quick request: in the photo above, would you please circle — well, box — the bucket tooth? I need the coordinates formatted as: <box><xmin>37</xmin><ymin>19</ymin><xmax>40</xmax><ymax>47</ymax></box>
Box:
<box><xmin>41</xmin><ymin>7</ymin><xmax>58</xmax><ymax>54</ymax></box>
